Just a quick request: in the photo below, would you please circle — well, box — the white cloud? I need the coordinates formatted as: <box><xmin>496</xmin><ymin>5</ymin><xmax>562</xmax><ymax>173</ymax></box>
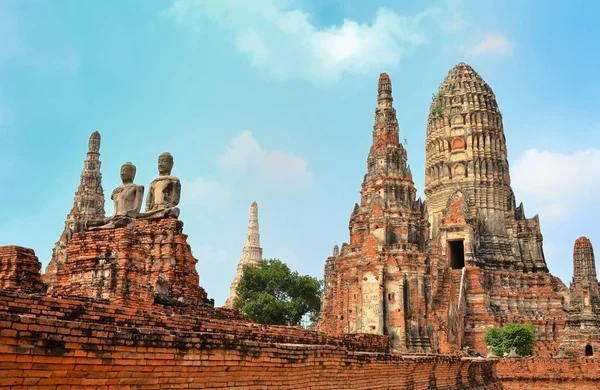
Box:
<box><xmin>219</xmin><ymin>130</ymin><xmax>312</xmax><ymax>186</ymax></box>
<box><xmin>182</xmin><ymin>176</ymin><xmax>231</xmax><ymax>209</ymax></box>
<box><xmin>461</xmin><ymin>33</ymin><xmax>512</xmax><ymax>57</ymax></box>
<box><xmin>512</xmin><ymin>148</ymin><xmax>600</xmax><ymax>222</ymax></box>
<box><xmin>163</xmin><ymin>0</ymin><xmax>466</xmax><ymax>82</ymax></box>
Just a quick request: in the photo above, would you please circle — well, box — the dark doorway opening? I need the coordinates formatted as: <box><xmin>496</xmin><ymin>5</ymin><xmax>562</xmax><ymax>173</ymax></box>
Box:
<box><xmin>449</xmin><ymin>240</ymin><xmax>465</xmax><ymax>269</ymax></box>
<box><xmin>585</xmin><ymin>344</ymin><xmax>593</xmax><ymax>356</ymax></box>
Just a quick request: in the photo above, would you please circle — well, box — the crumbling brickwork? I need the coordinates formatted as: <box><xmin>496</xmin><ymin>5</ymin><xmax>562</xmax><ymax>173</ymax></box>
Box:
<box><xmin>0</xmin><ymin>246</ymin><xmax>46</xmax><ymax>294</ymax></box>
<box><xmin>48</xmin><ymin>219</ymin><xmax>208</xmax><ymax>307</ymax></box>
<box><xmin>496</xmin><ymin>358</ymin><xmax>600</xmax><ymax>389</ymax></box>
<box><xmin>0</xmin><ymin>265</ymin><xmax>502</xmax><ymax>389</ymax></box>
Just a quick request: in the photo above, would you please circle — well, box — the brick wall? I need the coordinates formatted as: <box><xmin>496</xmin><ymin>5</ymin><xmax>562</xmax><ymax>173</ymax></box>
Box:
<box><xmin>496</xmin><ymin>358</ymin><xmax>600</xmax><ymax>390</ymax></box>
<box><xmin>0</xmin><ymin>291</ymin><xmax>501</xmax><ymax>389</ymax></box>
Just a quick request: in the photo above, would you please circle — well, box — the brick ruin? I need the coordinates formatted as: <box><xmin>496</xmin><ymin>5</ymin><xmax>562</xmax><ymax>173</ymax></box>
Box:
<box><xmin>0</xmin><ymin>63</ymin><xmax>599</xmax><ymax>389</ymax></box>
<box><xmin>319</xmin><ymin>63</ymin><xmax>600</xmax><ymax>358</ymax></box>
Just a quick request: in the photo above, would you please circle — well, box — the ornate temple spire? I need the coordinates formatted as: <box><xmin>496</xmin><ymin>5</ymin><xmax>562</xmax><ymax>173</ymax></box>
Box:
<box><xmin>44</xmin><ymin>131</ymin><xmax>106</xmax><ymax>286</ymax></box>
<box><xmin>573</xmin><ymin>237</ymin><xmax>597</xmax><ymax>284</ymax></box>
<box><xmin>363</xmin><ymin>73</ymin><xmax>414</xmax><ymax>209</ymax></box>
<box><xmin>223</xmin><ymin>201</ymin><xmax>263</xmax><ymax>308</ymax></box>
<box><xmin>69</xmin><ymin>131</ymin><xmax>105</xmax><ymax>223</ymax></box>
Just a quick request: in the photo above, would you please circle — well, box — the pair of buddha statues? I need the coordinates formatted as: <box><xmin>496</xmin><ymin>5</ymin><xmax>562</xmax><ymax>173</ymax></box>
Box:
<box><xmin>87</xmin><ymin>152</ymin><xmax>181</xmax><ymax>231</ymax></box>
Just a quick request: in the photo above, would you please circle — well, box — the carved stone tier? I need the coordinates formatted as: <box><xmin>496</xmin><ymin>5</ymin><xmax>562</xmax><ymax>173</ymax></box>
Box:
<box><xmin>50</xmin><ymin>218</ymin><xmax>208</xmax><ymax>307</ymax></box>
<box><xmin>0</xmin><ymin>246</ymin><xmax>46</xmax><ymax>294</ymax></box>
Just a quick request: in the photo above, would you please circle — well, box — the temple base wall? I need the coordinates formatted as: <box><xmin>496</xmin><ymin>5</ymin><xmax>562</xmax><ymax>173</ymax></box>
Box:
<box><xmin>0</xmin><ymin>290</ymin><xmax>501</xmax><ymax>390</ymax></box>
<box><xmin>496</xmin><ymin>358</ymin><xmax>600</xmax><ymax>390</ymax></box>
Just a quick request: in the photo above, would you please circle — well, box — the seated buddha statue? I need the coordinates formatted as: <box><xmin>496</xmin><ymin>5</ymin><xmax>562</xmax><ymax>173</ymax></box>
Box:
<box><xmin>88</xmin><ymin>162</ymin><xmax>145</xmax><ymax>230</ymax></box>
<box><xmin>138</xmin><ymin>152</ymin><xmax>181</xmax><ymax>220</ymax></box>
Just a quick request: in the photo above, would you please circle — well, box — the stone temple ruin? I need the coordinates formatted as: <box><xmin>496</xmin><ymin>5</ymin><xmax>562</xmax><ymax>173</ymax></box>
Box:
<box><xmin>318</xmin><ymin>63</ymin><xmax>600</xmax><ymax>359</ymax></box>
<box><xmin>0</xmin><ymin>62</ymin><xmax>599</xmax><ymax>389</ymax></box>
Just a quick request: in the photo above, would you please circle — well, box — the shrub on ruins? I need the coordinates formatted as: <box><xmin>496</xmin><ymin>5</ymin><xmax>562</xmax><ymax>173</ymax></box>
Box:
<box><xmin>233</xmin><ymin>259</ymin><xmax>322</xmax><ymax>327</ymax></box>
<box><xmin>484</xmin><ymin>322</ymin><xmax>536</xmax><ymax>356</ymax></box>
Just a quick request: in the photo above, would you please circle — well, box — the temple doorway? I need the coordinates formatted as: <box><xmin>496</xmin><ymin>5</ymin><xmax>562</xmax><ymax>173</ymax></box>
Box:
<box><xmin>449</xmin><ymin>240</ymin><xmax>465</xmax><ymax>269</ymax></box>
<box><xmin>585</xmin><ymin>344</ymin><xmax>593</xmax><ymax>356</ymax></box>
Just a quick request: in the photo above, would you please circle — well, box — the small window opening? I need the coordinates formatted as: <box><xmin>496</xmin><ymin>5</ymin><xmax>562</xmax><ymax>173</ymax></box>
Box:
<box><xmin>585</xmin><ymin>344</ymin><xmax>593</xmax><ymax>356</ymax></box>
<box><xmin>449</xmin><ymin>240</ymin><xmax>465</xmax><ymax>269</ymax></box>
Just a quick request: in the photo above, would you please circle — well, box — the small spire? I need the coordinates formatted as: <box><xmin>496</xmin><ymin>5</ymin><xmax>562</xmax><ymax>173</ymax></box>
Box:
<box><xmin>377</xmin><ymin>72</ymin><xmax>393</xmax><ymax>106</ymax></box>
<box><xmin>574</xmin><ymin>236</ymin><xmax>596</xmax><ymax>282</ymax></box>
<box><xmin>88</xmin><ymin>131</ymin><xmax>101</xmax><ymax>154</ymax></box>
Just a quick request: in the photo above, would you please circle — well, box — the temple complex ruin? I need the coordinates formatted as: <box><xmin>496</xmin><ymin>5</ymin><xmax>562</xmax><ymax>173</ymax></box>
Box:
<box><xmin>0</xmin><ymin>62</ymin><xmax>599</xmax><ymax>389</ymax></box>
<box><xmin>319</xmin><ymin>63</ymin><xmax>598</xmax><ymax>358</ymax></box>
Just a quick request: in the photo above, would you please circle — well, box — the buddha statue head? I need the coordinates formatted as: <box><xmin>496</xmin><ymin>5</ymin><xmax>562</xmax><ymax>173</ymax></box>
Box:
<box><xmin>158</xmin><ymin>152</ymin><xmax>174</xmax><ymax>176</ymax></box>
<box><xmin>120</xmin><ymin>162</ymin><xmax>136</xmax><ymax>184</ymax></box>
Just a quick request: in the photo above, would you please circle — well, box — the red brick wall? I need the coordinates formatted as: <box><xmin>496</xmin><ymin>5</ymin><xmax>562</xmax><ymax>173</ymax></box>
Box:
<box><xmin>0</xmin><ymin>291</ymin><xmax>501</xmax><ymax>389</ymax></box>
<box><xmin>496</xmin><ymin>358</ymin><xmax>600</xmax><ymax>390</ymax></box>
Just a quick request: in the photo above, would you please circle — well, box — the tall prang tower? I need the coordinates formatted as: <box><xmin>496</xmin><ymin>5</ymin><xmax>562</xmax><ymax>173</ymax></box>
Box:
<box><xmin>425</xmin><ymin>63</ymin><xmax>546</xmax><ymax>272</ymax></box>
<box><xmin>224</xmin><ymin>201</ymin><xmax>263</xmax><ymax>308</ymax></box>
<box><xmin>423</xmin><ymin>63</ymin><xmax>567</xmax><ymax>354</ymax></box>
<box><xmin>319</xmin><ymin>74</ymin><xmax>431</xmax><ymax>352</ymax></box>
<box><xmin>44</xmin><ymin>131</ymin><xmax>106</xmax><ymax>285</ymax></box>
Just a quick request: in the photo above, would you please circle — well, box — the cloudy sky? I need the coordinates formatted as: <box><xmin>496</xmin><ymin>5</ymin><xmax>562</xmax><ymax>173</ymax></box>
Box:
<box><xmin>1</xmin><ymin>0</ymin><xmax>599</xmax><ymax>305</ymax></box>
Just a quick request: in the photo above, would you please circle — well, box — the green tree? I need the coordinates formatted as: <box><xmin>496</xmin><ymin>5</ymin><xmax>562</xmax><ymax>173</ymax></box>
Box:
<box><xmin>484</xmin><ymin>323</ymin><xmax>536</xmax><ymax>356</ymax></box>
<box><xmin>233</xmin><ymin>259</ymin><xmax>322</xmax><ymax>327</ymax></box>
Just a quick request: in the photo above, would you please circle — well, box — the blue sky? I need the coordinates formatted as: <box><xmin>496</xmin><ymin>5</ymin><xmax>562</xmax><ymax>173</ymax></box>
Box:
<box><xmin>1</xmin><ymin>0</ymin><xmax>599</xmax><ymax>306</ymax></box>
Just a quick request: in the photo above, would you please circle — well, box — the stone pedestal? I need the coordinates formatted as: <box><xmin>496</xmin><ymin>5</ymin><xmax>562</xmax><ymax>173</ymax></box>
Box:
<box><xmin>51</xmin><ymin>218</ymin><xmax>207</xmax><ymax>307</ymax></box>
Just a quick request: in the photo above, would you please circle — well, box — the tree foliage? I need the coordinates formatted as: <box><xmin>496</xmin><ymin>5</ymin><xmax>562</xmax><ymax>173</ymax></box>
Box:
<box><xmin>233</xmin><ymin>259</ymin><xmax>322</xmax><ymax>327</ymax></box>
<box><xmin>484</xmin><ymin>323</ymin><xmax>536</xmax><ymax>356</ymax></box>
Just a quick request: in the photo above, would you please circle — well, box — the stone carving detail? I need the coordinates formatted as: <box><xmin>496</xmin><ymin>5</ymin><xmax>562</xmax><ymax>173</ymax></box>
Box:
<box><xmin>139</xmin><ymin>152</ymin><xmax>181</xmax><ymax>220</ymax></box>
<box><xmin>223</xmin><ymin>202</ymin><xmax>263</xmax><ymax>308</ymax></box>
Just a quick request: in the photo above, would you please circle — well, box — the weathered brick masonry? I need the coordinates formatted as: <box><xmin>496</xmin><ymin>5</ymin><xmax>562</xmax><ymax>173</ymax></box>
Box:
<box><xmin>496</xmin><ymin>358</ymin><xmax>600</xmax><ymax>389</ymax></box>
<box><xmin>0</xmin><ymin>281</ymin><xmax>501</xmax><ymax>389</ymax></box>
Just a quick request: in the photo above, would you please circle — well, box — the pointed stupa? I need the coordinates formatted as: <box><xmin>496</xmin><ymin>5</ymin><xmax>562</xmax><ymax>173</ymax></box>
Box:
<box><xmin>44</xmin><ymin>131</ymin><xmax>106</xmax><ymax>286</ymax></box>
<box><xmin>223</xmin><ymin>201</ymin><xmax>263</xmax><ymax>308</ymax></box>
